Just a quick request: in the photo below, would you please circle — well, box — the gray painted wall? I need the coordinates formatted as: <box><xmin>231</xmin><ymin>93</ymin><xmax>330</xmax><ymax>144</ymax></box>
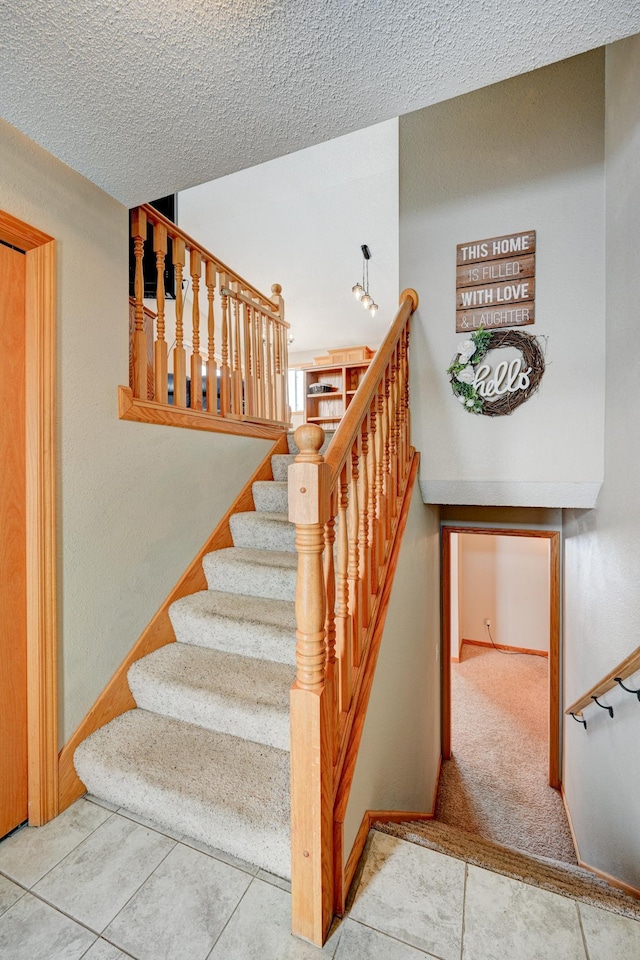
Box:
<box><xmin>343</xmin><ymin>480</ymin><xmax>441</xmax><ymax>864</ymax></box>
<box><xmin>563</xmin><ymin>35</ymin><xmax>640</xmax><ymax>888</ymax></box>
<box><xmin>399</xmin><ymin>52</ymin><xmax>605</xmax><ymax>508</ymax></box>
<box><xmin>0</xmin><ymin>118</ymin><xmax>272</xmax><ymax>745</ymax></box>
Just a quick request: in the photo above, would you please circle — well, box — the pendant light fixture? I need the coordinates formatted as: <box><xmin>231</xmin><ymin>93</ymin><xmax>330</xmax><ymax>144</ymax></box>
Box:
<box><xmin>352</xmin><ymin>244</ymin><xmax>378</xmax><ymax>316</ymax></box>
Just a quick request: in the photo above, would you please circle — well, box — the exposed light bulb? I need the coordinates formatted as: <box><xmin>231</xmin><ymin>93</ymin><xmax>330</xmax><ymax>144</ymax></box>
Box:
<box><xmin>369</xmin><ymin>302</ymin><xmax>378</xmax><ymax>316</ymax></box>
<box><xmin>352</xmin><ymin>283</ymin><xmax>364</xmax><ymax>300</ymax></box>
<box><xmin>361</xmin><ymin>293</ymin><xmax>372</xmax><ymax>309</ymax></box>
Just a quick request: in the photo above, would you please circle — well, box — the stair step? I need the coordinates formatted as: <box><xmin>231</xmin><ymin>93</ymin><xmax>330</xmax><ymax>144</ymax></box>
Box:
<box><xmin>74</xmin><ymin>709</ymin><xmax>290</xmax><ymax>879</ymax></box>
<box><xmin>202</xmin><ymin>547</ymin><xmax>297</xmax><ymax>601</ymax></box>
<box><xmin>287</xmin><ymin>431</ymin><xmax>334</xmax><ymax>456</ymax></box>
<box><xmin>169</xmin><ymin>590</ymin><xmax>296</xmax><ymax>665</ymax></box>
<box><xmin>271</xmin><ymin>454</ymin><xmax>295</xmax><ymax>482</ymax></box>
<box><xmin>128</xmin><ymin>644</ymin><xmax>292</xmax><ymax>751</ymax></box>
<box><xmin>229</xmin><ymin>511</ymin><xmax>295</xmax><ymax>553</ymax></box>
<box><xmin>252</xmin><ymin>480</ymin><xmax>288</xmax><ymax>514</ymax></box>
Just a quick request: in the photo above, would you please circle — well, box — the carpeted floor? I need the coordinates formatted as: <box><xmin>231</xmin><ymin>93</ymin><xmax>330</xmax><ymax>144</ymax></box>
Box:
<box><xmin>436</xmin><ymin>643</ymin><xmax>576</xmax><ymax>863</ymax></box>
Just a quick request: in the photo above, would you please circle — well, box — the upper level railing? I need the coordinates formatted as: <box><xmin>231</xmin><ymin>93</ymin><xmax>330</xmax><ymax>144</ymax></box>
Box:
<box><xmin>566</xmin><ymin>644</ymin><xmax>640</xmax><ymax>727</ymax></box>
<box><xmin>287</xmin><ymin>289</ymin><xmax>419</xmax><ymax>945</ymax></box>
<box><xmin>127</xmin><ymin>204</ymin><xmax>290</xmax><ymax>434</ymax></box>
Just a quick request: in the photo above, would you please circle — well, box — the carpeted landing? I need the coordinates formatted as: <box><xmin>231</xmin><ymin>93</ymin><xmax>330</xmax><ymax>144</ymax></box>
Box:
<box><xmin>437</xmin><ymin>643</ymin><xmax>576</xmax><ymax>863</ymax></box>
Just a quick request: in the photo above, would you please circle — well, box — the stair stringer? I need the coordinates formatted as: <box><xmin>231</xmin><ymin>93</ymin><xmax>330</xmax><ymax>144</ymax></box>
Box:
<box><xmin>57</xmin><ymin>432</ymin><xmax>289</xmax><ymax>813</ymax></box>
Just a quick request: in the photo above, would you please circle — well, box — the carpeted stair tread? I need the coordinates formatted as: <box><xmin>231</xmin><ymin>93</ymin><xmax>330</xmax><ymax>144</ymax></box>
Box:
<box><xmin>271</xmin><ymin>454</ymin><xmax>295</xmax><ymax>482</ymax></box>
<box><xmin>229</xmin><ymin>510</ymin><xmax>296</xmax><ymax>552</ymax></box>
<box><xmin>74</xmin><ymin>709</ymin><xmax>291</xmax><ymax>879</ymax></box>
<box><xmin>252</xmin><ymin>480</ymin><xmax>288</xmax><ymax>514</ymax></box>
<box><xmin>374</xmin><ymin>819</ymin><xmax>640</xmax><ymax>922</ymax></box>
<box><xmin>203</xmin><ymin>546</ymin><xmax>297</xmax><ymax>601</ymax></box>
<box><xmin>128</xmin><ymin>644</ymin><xmax>292</xmax><ymax>751</ymax></box>
<box><xmin>169</xmin><ymin>590</ymin><xmax>296</xmax><ymax>665</ymax></box>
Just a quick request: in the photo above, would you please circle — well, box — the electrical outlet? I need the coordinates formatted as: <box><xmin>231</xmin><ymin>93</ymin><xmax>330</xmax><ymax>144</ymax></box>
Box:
<box><xmin>484</xmin><ymin>618</ymin><xmax>491</xmax><ymax>626</ymax></box>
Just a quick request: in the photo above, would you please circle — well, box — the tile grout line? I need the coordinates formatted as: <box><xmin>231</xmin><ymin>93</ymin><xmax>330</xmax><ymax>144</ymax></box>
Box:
<box><xmin>23</xmin><ymin>802</ymin><xmax>118</xmax><ymax>891</ymax></box>
<box><xmin>346</xmin><ymin>916</ymin><xmax>448</xmax><ymax>960</ymax></box>
<box><xmin>575</xmin><ymin>901</ymin><xmax>592</xmax><ymax>960</ymax></box>
<box><xmin>460</xmin><ymin>861</ymin><xmax>468</xmax><ymax>960</ymax></box>
<box><xmin>203</xmin><ymin>872</ymin><xmax>257</xmax><ymax>959</ymax></box>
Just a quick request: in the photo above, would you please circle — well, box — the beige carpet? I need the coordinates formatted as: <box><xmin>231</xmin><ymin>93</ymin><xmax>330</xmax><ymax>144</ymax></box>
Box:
<box><xmin>437</xmin><ymin>644</ymin><xmax>576</xmax><ymax>863</ymax></box>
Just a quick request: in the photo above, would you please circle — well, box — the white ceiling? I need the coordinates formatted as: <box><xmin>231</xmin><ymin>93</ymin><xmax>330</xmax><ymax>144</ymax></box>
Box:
<box><xmin>1</xmin><ymin>1</ymin><xmax>638</xmax><ymax>206</ymax></box>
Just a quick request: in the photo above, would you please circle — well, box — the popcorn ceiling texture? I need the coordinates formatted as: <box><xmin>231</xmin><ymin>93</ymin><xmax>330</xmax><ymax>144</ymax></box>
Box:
<box><xmin>1</xmin><ymin>0</ymin><xmax>638</xmax><ymax>204</ymax></box>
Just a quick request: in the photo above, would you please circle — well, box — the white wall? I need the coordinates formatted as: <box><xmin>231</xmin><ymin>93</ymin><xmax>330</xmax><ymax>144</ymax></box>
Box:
<box><xmin>0</xmin><ymin>118</ymin><xmax>273</xmax><ymax>745</ymax></box>
<box><xmin>343</xmin><ymin>482</ymin><xmax>441</xmax><ymax>862</ymax></box>
<box><xmin>178</xmin><ymin>121</ymin><xmax>399</xmax><ymax>358</ymax></box>
<box><xmin>399</xmin><ymin>52</ymin><xmax>605</xmax><ymax>508</ymax></box>
<box><xmin>458</xmin><ymin>534</ymin><xmax>550</xmax><ymax>654</ymax></box>
<box><xmin>563</xmin><ymin>35</ymin><xmax>640</xmax><ymax>889</ymax></box>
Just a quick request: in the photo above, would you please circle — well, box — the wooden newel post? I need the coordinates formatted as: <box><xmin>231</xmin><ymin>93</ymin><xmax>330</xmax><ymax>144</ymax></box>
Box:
<box><xmin>131</xmin><ymin>208</ymin><xmax>147</xmax><ymax>399</ymax></box>
<box><xmin>288</xmin><ymin>424</ymin><xmax>334</xmax><ymax>946</ymax></box>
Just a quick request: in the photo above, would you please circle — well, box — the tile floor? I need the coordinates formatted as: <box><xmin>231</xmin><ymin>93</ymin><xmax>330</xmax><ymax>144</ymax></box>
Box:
<box><xmin>0</xmin><ymin>800</ymin><xmax>639</xmax><ymax>960</ymax></box>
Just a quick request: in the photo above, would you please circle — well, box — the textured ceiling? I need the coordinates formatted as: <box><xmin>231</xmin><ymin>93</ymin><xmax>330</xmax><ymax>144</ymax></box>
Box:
<box><xmin>1</xmin><ymin>1</ymin><xmax>638</xmax><ymax>206</ymax></box>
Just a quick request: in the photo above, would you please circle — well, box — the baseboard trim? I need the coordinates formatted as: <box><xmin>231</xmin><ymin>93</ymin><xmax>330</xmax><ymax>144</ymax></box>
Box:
<box><xmin>430</xmin><ymin>753</ymin><xmax>442</xmax><ymax>815</ymax></box>
<box><xmin>57</xmin><ymin>433</ymin><xmax>289</xmax><ymax>812</ymax></box>
<box><xmin>560</xmin><ymin>786</ymin><xmax>581</xmax><ymax>864</ymax></box>
<box><xmin>461</xmin><ymin>638</ymin><xmax>549</xmax><ymax>658</ymax></box>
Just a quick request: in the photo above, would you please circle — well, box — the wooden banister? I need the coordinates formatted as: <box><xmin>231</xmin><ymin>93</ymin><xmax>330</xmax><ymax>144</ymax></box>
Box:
<box><xmin>289</xmin><ymin>289</ymin><xmax>419</xmax><ymax>945</ymax></box>
<box><xmin>126</xmin><ymin>204</ymin><xmax>290</xmax><ymax>434</ymax></box>
<box><xmin>566</xmin><ymin>645</ymin><xmax>640</xmax><ymax>718</ymax></box>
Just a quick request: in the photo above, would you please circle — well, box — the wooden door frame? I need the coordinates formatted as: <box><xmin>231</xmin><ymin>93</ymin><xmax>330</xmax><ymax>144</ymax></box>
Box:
<box><xmin>441</xmin><ymin>525</ymin><xmax>561</xmax><ymax>789</ymax></box>
<box><xmin>0</xmin><ymin>211</ymin><xmax>58</xmax><ymax>825</ymax></box>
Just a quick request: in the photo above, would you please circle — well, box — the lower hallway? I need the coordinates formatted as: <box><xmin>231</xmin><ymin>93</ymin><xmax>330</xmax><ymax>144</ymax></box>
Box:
<box><xmin>0</xmin><ymin>797</ymin><xmax>638</xmax><ymax>960</ymax></box>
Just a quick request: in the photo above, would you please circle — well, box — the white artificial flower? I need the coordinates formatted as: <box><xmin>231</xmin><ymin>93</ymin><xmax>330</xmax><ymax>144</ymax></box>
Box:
<box><xmin>466</xmin><ymin>399</ymin><xmax>475</xmax><ymax>408</ymax></box>
<box><xmin>458</xmin><ymin>339</ymin><xmax>476</xmax><ymax>361</ymax></box>
<box><xmin>458</xmin><ymin>395</ymin><xmax>465</xmax><ymax>404</ymax></box>
<box><xmin>455</xmin><ymin>365</ymin><xmax>475</xmax><ymax>385</ymax></box>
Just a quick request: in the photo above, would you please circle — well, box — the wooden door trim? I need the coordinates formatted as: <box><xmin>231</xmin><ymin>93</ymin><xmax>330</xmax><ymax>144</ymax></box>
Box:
<box><xmin>1</xmin><ymin>212</ymin><xmax>58</xmax><ymax>825</ymax></box>
<box><xmin>441</xmin><ymin>525</ymin><xmax>561</xmax><ymax>789</ymax></box>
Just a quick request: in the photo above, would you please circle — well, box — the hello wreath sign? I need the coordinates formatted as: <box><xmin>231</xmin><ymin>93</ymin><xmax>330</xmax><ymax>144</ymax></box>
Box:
<box><xmin>447</xmin><ymin>327</ymin><xmax>545</xmax><ymax>416</ymax></box>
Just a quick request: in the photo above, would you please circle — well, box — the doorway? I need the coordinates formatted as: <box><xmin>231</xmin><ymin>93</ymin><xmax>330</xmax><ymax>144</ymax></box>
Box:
<box><xmin>0</xmin><ymin>210</ymin><xmax>58</xmax><ymax>831</ymax></box>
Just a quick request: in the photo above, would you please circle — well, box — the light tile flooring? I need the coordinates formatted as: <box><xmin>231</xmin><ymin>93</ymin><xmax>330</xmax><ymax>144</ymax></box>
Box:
<box><xmin>0</xmin><ymin>800</ymin><xmax>639</xmax><ymax>960</ymax></box>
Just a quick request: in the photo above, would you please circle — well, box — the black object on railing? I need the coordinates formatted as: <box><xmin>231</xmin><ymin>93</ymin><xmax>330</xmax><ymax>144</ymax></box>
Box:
<box><xmin>615</xmin><ymin>677</ymin><xmax>640</xmax><ymax>702</ymax></box>
<box><xmin>591</xmin><ymin>695</ymin><xmax>614</xmax><ymax>718</ymax></box>
<box><xmin>570</xmin><ymin>712</ymin><xmax>587</xmax><ymax>729</ymax></box>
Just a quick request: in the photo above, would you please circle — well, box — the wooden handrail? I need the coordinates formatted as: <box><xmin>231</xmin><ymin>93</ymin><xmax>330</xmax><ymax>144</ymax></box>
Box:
<box><xmin>565</xmin><ymin>645</ymin><xmax>640</xmax><ymax>718</ymax></box>
<box><xmin>288</xmin><ymin>288</ymin><xmax>419</xmax><ymax>946</ymax></box>
<box><xmin>127</xmin><ymin>205</ymin><xmax>290</xmax><ymax>431</ymax></box>
<box><xmin>325</xmin><ymin>289</ymin><xmax>418</xmax><ymax>481</ymax></box>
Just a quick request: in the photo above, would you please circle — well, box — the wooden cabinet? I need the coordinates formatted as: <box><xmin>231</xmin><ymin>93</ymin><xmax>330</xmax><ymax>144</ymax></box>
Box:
<box><xmin>303</xmin><ymin>358</ymin><xmax>371</xmax><ymax>428</ymax></box>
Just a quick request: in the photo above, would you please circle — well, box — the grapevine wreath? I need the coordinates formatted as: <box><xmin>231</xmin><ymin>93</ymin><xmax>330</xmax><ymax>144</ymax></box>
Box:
<box><xmin>447</xmin><ymin>327</ymin><xmax>545</xmax><ymax>417</ymax></box>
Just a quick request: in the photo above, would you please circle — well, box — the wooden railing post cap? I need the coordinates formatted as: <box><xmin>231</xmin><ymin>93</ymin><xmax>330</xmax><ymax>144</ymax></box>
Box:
<box><xmin>271</xmin><ymin>283</ymin><xmax>282</xmax><ymax>296</ymax></box>
<box><xmin>293</xmin><ymin>424</ymin><xmax>325</xmax><ymax>463</ymax></box>
<box><xmin>400</xmin><ymin>288</ymin><xmax>419</xmax><ymax>312</ymax></box>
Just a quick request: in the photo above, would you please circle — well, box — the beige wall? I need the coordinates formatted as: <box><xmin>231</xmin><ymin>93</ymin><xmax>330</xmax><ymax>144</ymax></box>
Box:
<box><xmin>458</xmin><ymin>534</ymin><xmax>550</xmax><ymax>654</ymax></box>
<box><xmin>399</xmin><ymin>51</ymin><xmax>605</xmax><ymax>508</ymax></box>
<box><xmin>0</xmin><ymin>118</ymin><xmax>273</xmax><ymax>745</ymax></box>
<box><xmin>563</xmin><ymin>35</ymin><xmax>640</xmax><ymax>889</ymax></box>
<box><xmin>343</xmin><ymin>482</ymin><xmax>441</xmax><ymax>863</ymax></box>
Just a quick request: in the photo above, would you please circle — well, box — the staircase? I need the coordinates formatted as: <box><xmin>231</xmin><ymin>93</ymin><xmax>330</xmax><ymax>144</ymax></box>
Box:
<box><xmin>74</xmin><ymin>433</ymin><xmax>331</xmax><ymax>880</ymax></box>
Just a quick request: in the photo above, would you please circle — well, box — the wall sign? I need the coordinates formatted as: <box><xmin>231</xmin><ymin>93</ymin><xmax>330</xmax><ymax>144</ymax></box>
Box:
<box><xmin>456</xmin><ymin>231</ymin><xmax>536</xmax><ymax>333</ymax></box>
<box><xmin>446</xmin><ymin>327</ymin><xmax>545</xmax><ymax>417</ymax></box>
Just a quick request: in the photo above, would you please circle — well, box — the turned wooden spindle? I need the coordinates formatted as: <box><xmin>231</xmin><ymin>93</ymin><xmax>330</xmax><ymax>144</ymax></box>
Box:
<box><xmin>335</xmin><ymin>463</ymin><xmax>352</xmax><ymax>712</ymax></box>
<box><xmin>190</xmin><ymin>249</ymin><xmax>203</xmax><ymax>411</ymax></box>
<box><xmin>271</xmin><ymin>283</ymin><xmax>285</xmax><ymax>422</ymax></box>
<box><xmin>358</xmin><ymin>419</ymin><xmax>371</xmax><ymax>631</ymax></box>
<box><xmin>324</xmin><ymin>494</ymin><xmax>339</xmax><ymax>759</ymax></box>
<box><xmin>348</xmin><ymin>440</ymin><xmax>361</xmax><ymax>667</ymax></box>
<box><xmin>368</xmin><ymin>404</ymin><xmax>379</xmax><ymax>596</ymax></box>
<box><xmin>205</xmin><ymin>260</ymin><xmax>217</xmax><ymax>415</ymax></box>
<box><xmin>243</xmin><ymin>300</ymin><xmax>254</xmax><ymax>418</ymax></box>
<box><xmin>289</xmin><ymin>423</ymin><xmax>330</xmax><ymax>690</ymax></box>
<box><xmin>232</xmin><ymin>283</ymin><xmax>242</xmax><ymax>414</ymax></box>
<box><xmin>153</xmin><ymin>222</ymin><xmax>168</xmax><ymax>404</ymax></box>
<box><xmin>219</xmin><ymin>273</ymin><xmax>230</xmax><ymax>416</ymax></box>
<box><xmin>131</xmin><ymin>208</ymin><xmax>147</xmax><ymax>399</ymax></box>
<box><xmin>375</xmin><ymin>383</ymin><xmax>386</xmax><ymax>562</ymax></box>
<box><xmin>172</xmin><ymin>237</ymin><xmax>186</xmax><ymax>407</ymax></box>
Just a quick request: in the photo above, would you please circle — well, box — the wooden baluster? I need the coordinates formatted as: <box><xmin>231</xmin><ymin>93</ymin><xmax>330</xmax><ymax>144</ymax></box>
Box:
<box><xmin>266</xmin><ymin>318</ymin><xmax>274</xmax><ymax>421</ymax></box>
<box><xmin>190</xmin><ymin>249</ymin><xmax>203</xmax><ymax>411</ymax></box>
<box><xmin>368</xmin><ymin>403</ymin><xmax>379</xmax><ymax>597</ymax></box>
<box><xmin>259</xmin><ymin>312</ymin><xmax>267</xmax><ymax>419</ymax></box>
<box><xmin>153</xmin><ymin>221</ymin><xmax>168</xmax><ymax>404</ymax></box>
<box><xmin>375</xmin><ymin>382</ymin><xmax>386</xmax><ymax>570</ymax></box>
<box><xmin>401</xmin><ymin>324</ymin><xmax>411</xmax><ymax>474</ymax></box>
<box><xmin>395</xmin><ymin>335</ymin><xmax>405</xmax><ymax>478</ymax></box>
<box><xmin>358</xmin><ymin>417</ymin><xmax>370</xmax><ymax>631</ymax></box>
<box><xmin>274</xmin><ymin>321</ymin><xmax>282</xmax><ymax>422</ymax></box>
<box><xmin>281</xmin><ymin>324</ymin><xmax>289</xmax><ymax>423</ymax></box>
<box><xmin>383</xmin><ymin>365</ymin><xmax>393</xmax><ymax>542</ymax></box>
<box><xmin>324</xmin><ymin>491</ymin><xmax>338</xmax><ymax>761</ymax></box>
<box><xmin>131</xmin><ymin>208</ymin><xmax>147</xmax><ymax>399</ymax></box>
<box><xmin>205</xmin><ymin>260</ymin><xmax>217</xmax><ymax>415</ymax></box>
<box><xmin>243</xmin><ymin>299</ymin><xmax>254</xmax><ymax>418</ymax></box>
<box><xmin>232</xmin><ymin>283</ymin><xmax>242</xmax><ymax>414</ymax></box>
<box><xmin>335</xmin><ymin>463</ymin><xmax>352</xmax><ymax>713</ymax></box>
<box><xmin>390</xmin><ymin>345</ymin><xmax>400</xmax><ymax>511</ymax></box>
<box><xmin>271</xmin><ymin>283</ymin><xmax>285</xmax><ymax>422</ymax></box>
<box><xmin>288</xmin><ymin>424</ymin><xmax>334</xmax><ymax>946</ymax></box>
<box><xmin>219</xmin><ymin>273</ymin><xmax>230</xmax><ymax>415</ymax></box>
<box><xmin>252</xmin><ymin>309</ymin><xmax>261</xmax><ymax>418</ymax></box>
<box><xmin>172</xmin><ymin>237</ymin><xmax>187</xmax><ymax>407</ymax></box>
<box><xmin>348</xmin><ymin>439</ymin><xmax>361</xmax><ymax>667</ymax></box>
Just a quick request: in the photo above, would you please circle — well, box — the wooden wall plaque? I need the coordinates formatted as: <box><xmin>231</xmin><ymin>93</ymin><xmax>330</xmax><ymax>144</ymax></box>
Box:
<box><xmin>456</xmin><ymin>231</ymin><xmax>536</xmax><ymax>333</ymax></box>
